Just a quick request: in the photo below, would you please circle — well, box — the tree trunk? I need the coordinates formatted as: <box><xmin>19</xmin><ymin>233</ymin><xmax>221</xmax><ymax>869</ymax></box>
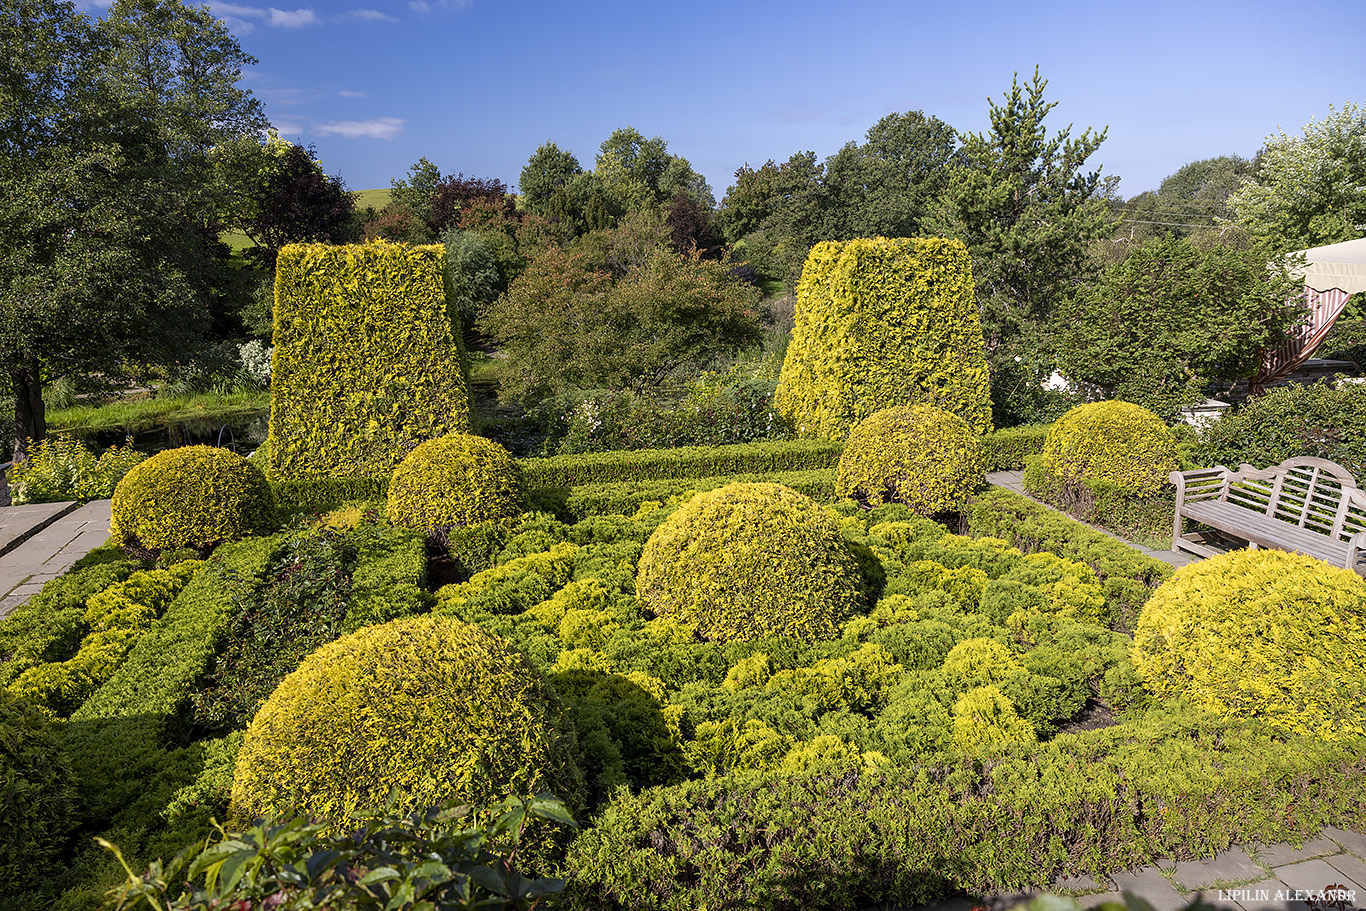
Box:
<box><xmin>12</xmin><ymin>358</ymin><xmax>46</xmax><ymax>466</ymax></box>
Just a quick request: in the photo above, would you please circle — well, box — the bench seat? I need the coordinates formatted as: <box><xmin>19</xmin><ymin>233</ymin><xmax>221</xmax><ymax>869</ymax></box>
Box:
<box><xmin>1171</xmin><ymin>457</ymin><xmax>1366</xmax><ymax>575</ymax></box>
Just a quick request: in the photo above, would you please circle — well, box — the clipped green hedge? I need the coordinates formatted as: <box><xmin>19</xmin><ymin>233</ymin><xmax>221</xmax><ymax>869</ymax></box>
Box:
<box><xmin>528</xmin><ymin>468</ymin><xmax>839</xmax><ymax>522</ymax></box>
<box><xmin>564</xmin><ymin>713</ymin><xmax>1366</xmax><ymax>909</ymax></box>
<box><xmin>0</xmin><ymin>549</ymin><xmax>138</xmax><ymax>690</ymax></box>
<box><xmin>271</xmin><ymin>475</ymin><xmax>390</xmax><ymax>512</ymax></box>
<box><xmin>967</xmin><ymin>487</ymin><xmax>1173</xmax><ymax>631</ymax></box>
<box><xmin>983</xmin><ymin>424</ymin><xmax>1050</xmax><ymax>471</ymax></box>
<box><xmin>63</xmin><ymin>536</ymin><xmax>280</xmax><ymax>831</ymax></box>
<box><xmin>636</xmin><ymin>483</ymin><xmax>864</xmax><ymax>642</ymax></box>
<box><xmin>387</xmin><ymin>433</ymin><xmax>525</xmax><ymax>534</ymax></box>
<box><xmin>268</xmin><ymin>241</ymin><xmax>470</xmax><ymax>480</ymax></box>
<box><xmin>109</xmin><ymin>446</ymin><xmax>276</xmax><ymax>554</ymax></box>
<box><xmin>231</xmin><ymin>615</ymin><xmax>585</xmax><ymax>836</ymax></box>
<box><xmin>6</xmin><ymin>561</ymin><xmax>200</xmax><ymax>719</ymax></box>
<box><xmin>520</xmin><ymin>439</ymin><xmax>842</xmax><ymax>489</ymax></box>
<box><xmin>775</xmin><ymin>237</ymin><xmax>991</xmax><ymax>439</ymax></box>
<box><xmin>837</xmin><ymin>405</ymin><xmax>985</xmax><ymax>515</ymax></box>
<box><xmin>1133</xmin><ymin>549</ymin><xmax>1366</xmax><ymax>740</ymax></box>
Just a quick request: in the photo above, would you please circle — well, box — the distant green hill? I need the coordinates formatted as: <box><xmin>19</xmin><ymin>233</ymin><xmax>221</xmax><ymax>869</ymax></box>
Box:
<box><xmin>352</xmin><ymin>187</ymin><xmax>391</xmax><ymax>211</ymax></box>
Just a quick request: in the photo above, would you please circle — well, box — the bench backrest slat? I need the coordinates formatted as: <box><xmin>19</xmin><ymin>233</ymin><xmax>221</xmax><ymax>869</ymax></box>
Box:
<box><xmin>1196</xmin><ymin>457</ymin><xmax>1366</xmax><ymax>546</ymax></box>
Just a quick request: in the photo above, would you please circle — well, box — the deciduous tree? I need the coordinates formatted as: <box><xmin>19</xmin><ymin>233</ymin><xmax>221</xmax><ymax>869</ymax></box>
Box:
<box><xmin>0</xmin><ymin>0</ymin><xmax>263</xmax><ymax>461</ymax></box>
<box><xmin>1226</xmin><ymin>103</ymin><xmax>1366</xmax><ymax>253</ymax></box>
<box><xmin>1053</xmin><ymin>236</ymin><xmax>1300</xmax><ymax>416</ymax></box>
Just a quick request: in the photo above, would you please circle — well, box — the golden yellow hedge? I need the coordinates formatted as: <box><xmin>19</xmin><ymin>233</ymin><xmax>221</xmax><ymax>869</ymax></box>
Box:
<box><xmin>775</xmin><ymin>237</ymin><xmax>991</xmax><ymax>439</ymax></box>
<box><xmin>1038</xmin><ymin>400</ymin><xmax>1177</xmax><ymax>497</ymax></box>
<box><xmin>1132</xmin><ymin>549</ymin><xmax>1366</xmax><ymax>740</ymax></box>
<box><xmin>268</xmin><ymin>241</ymin><xmax>470</xmax><ymax>480</ymax></box>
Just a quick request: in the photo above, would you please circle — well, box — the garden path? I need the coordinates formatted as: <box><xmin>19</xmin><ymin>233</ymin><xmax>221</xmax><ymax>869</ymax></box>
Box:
<box><xmin>0</xmin><ymin>499</ymin><xmax>111</xmax><ymax>619</ymax></box>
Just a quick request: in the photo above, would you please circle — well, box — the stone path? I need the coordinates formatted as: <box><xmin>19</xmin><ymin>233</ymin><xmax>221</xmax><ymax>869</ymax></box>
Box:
<box><xmin>0</xmin><ymin>499</ymin><xmax>112</xmax><ymax>619</ymax></box>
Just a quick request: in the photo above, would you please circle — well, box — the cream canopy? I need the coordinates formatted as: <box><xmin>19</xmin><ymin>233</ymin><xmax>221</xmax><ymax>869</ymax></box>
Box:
<box><xmin>1294</xmin><ymin>237</ymin><xmax>1366</xmax><ymax>295</ymax></box>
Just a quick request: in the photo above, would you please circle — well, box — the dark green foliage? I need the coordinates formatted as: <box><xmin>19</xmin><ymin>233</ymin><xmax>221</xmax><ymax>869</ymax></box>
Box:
<box><xmin>190</xmin><ymin>527</ymin><xmax>356</xmax><ymax>734</ymax></box>
<box><xmin>1115</xmin><ymin>155</ymin><xmax>1256</xmax><ymax>244</ymax></box>
<box><xmin>924</xmin><ymin>68</ymin><xmax>1111</xmax><ymax>354</ymax></box>
<box><xmin>99</xmin><ymin>794</ymin><xmax>576</xmax><ymax>911</ymax></box>
<box><xmin>0</xmin><ymin>550</ymin><xmax>139</xmax><ymax>688</ymax></box>
<box><xmin>1053</xmin><ymin>236</ymin><xmax>1301</xmax><ymax>416</ymax></box>
<box><xmin>966</xmin><ymin>487</ymin><xmax>1174</xmax><ymax>631</ymax></box>
<box><xmin>1</xmin><ymin>690</ymin><xmax>76</xmax><ymax>892</ymax></box>
<box><xmin>1197</xmin><ymin>381</ymin><xmax>1366</xmax><ymax>484</ymax></box>
<box><xmin>537</xmin><ymin>369</ymin><xmax>788</xmax><ymax>456</ymax></box>
<box><xmin>481</xmin><ymin>234</ymin><xmax>763</xmax><ymax>404</ymax></box>
<box><xmin>0</xmin><ymin>0</ymin><xmax>265</xmax><ymax>460</ymax></box>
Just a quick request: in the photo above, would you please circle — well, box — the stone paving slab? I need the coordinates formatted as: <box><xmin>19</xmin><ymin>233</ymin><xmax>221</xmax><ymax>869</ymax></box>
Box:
<box><xmin>1325</xmin><ymin>852</ymin><xmax>1366</xmax><ymax>890</ymax></box>
<box><xmin>1107</xmin><ymin>870</ymin><xmax>1187</xmax><ymax>911</ymax></box>
<box><xmin>1051</xmin><ymin>873</ymin><xmax>1109</xmax><ymax>895</ymax></box>
<box><xmin>1171</xmin><ymin>848</ymin><xmax>1268</xmax><ymax>890</ymax></box>
<box><xmin>1325</xmin><ymin>827</ymin><xmax>1366</xmax><ymax>860</ymax></box>
<box><xmin>0</xmin><ymin>500</ymin><xmax>79</xmax><ymax>554</ymax></box>
<box><xmin>1252</xmin><ymin>838</ymin><xmax>1342</xmax><ymax>868</ymax></box>
<box><xmin>0</xmin><ymin>499</ymin><xmax>111</xmax><ymax>619</ymax></box>
<box><xmin>1275</xmin><ymin>856</ymin><xmax>1366</xmax><ymax>893</ymax></box>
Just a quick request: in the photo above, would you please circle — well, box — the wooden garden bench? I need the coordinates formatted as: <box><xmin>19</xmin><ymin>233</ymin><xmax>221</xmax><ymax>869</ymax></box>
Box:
<box><xmin>1170</xmin><ymin>457</ymin><xmax>1366</xmax><ymax>575</ymax></box>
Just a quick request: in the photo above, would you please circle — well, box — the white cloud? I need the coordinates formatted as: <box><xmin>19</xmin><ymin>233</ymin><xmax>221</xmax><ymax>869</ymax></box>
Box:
<box><xmin>409</xmin><ymin>0</ymin><xmax>472</xmax><ymax>13</ymax></box>
<box><xmin>337</xmin><ymin>90</ymin><xmax>367</xmax><ymax>98</ymax></box>
<box><xmin>315</xmin><ymin>117</ymin><xmax>405</xmax><ymax>140</ymax></box>
<box><xmin>268</xmin><ymin>8</ymin><xmax>318</xmax><ymax>27</ymax></box>
<box><xmin>342</xmin><ymin>8</ymin><xmax>398</xmax><ymax>21</ymax></box>
<box><xmin>213</xmin><ymin>2</ymin><xmax>266</xmax><ymax>16</ymax></box>
<box><xmin>271</xmin><ymin>119</ymin><xmax>305</xmax><ymax>135</ymax></box>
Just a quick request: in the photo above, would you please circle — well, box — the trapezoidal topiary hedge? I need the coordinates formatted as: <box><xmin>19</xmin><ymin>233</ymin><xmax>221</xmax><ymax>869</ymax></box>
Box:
<box><xmin>774</xmin><ymin>237</ymin><xmax>991</xmax><ymax>440</ymax></box>
<box><xmin>268</xmin><ymin>241</ymin><xmax>471</xmax><ymax>480</ymax></box>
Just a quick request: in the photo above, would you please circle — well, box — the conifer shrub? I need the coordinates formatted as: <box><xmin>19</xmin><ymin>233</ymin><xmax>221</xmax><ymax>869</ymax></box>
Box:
<box><xmin>775</xmin><ymin>237</ymin><xmax>991</xmax><ymax>439</ymax></box>
<box><xmin>1132</xmin><ymin>549</ymin><xmax>1366</xmax><ymax>740</ymax></box>
<box><xmin>268</xmin><ymin>241</ymin><xmax>470</xmax><ymax>480</ymax></box>
<box><xmin>837</xmin><ymin>405</ymin><xmax>985</xmax><ymax>515</ymax></box>
<box><xmin>635</xmin><ymin>482</ymin><xmax>864</xmax><ymax>642</ymax></box>
<box><xmin>0</xmin><ymin>691</ymin><xmax>75</xmax><ymax>892</ymax></box>
<box><xmin>230</xmin><ymin>615</ymin><xmax>584</xmax><ymax>831</ymax></box>
<box><xmin>109</xmin><ymin>446</ymin><xmax>277</xmax><ymax>554</ymax></box>
<box><xmin>1036</xmin><ymin>401</ymin><xmax>1177</xmax><ymax>497</ymax></box>
<box><xmin>386</xmin><ymin>433</ymin><xmax>525</xmax><ymax>534</ymax></box>
<box><xmin>1131</xmin><ymin>549</ymin><xmax>1366</xmax><ymax>743</ymax></box>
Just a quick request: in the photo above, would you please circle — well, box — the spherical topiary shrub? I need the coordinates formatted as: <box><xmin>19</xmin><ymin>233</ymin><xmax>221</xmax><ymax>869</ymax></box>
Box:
<box><xmin>230</xmin><ymin>615</ymin><xmax>583</xmax><ymax>829</ymax></box>
<box><xmin>635</xmin><ymin>482</ymin><xmax>864</xmax><ymax>642</ymax></box>
<box><xmin>110</xmin><ymin>445</ymin><xmax>276</xmax><ymax>553</ymax></box>
<box><xmin>1039</xmin><ymin>401</ymin><xmax>1177</xmax><ymax>497</ymax></box>
<box><xmin>836</xmin><ymin>405</ymin><xmax>985</xmax><ymax>515</ymax></box>
<box><xmin>1131</xmin><ymin>549</ymin><xmax>1366</xmax><ymax>740</ymax></box>
<box><xmin>1</xmin><ymin>690</ymin><xmax>76</xmax><ymax>890</ymax></box>
<box><xmin>386</xmin><ymin>433</ymin><xmax>524</xmax><ymax>534</ymax></box>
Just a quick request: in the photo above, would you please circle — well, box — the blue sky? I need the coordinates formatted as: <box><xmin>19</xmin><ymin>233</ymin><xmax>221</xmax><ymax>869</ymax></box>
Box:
<box><xmin>89</xmin><ymin>0</ymin><xmax>1366</xmax><ymax>200</ymax></box>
